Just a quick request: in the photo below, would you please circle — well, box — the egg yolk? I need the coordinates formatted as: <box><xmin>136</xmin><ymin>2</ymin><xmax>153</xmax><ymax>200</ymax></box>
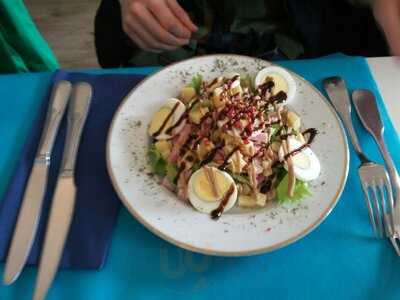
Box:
<box><xmin>148</xmin><ymin>106</ymin><xmax>174</xmax><ymax>135</ymax></box>
<box><xmin>266</xmin><ymin>73</ymin><xmax>288</xmax><ymax>95</ymax></box>
<box><xmin>292</xmin><ymin>152</ymin><xmax>311</xmax><ymax>169</ymax></box>
<box><xmin>193</xmin><ymin>170</ymin><xmax>231</xmax><ymax>202</ymax></box>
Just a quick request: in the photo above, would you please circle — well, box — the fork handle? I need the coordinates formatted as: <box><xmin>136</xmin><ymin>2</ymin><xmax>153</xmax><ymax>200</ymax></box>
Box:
<box><xmin>375</xmin><ymin>135</ymin><xmax>400</xmax><ymax>200</ymax></box>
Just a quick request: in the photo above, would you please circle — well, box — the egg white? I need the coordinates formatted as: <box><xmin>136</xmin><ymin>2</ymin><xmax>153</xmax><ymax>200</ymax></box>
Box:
<box><xmin>188</xmin><ymin>168</ymin><xmax>238</xmax><ymax>214</ymax></box>
<box><xmin>254</xmin><ymin>66</ymin><xmax>297</xmax><ymax>102</ymax></box>
<box><xmin>278</xmin><ymin>137</ymin><xmax>320</xmax><ymax>181</ymax></box>
<box><xmin>154</xmin><ymin>98</ymin><xmax>186</xmax><ymax>140</ymax></box>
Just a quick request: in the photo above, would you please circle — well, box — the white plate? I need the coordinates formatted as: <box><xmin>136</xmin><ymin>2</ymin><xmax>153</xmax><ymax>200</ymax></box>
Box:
<box><xmin>107</xmin><ymin>55</ymin><xmax>349</xmax><ymax>256</ymax></box>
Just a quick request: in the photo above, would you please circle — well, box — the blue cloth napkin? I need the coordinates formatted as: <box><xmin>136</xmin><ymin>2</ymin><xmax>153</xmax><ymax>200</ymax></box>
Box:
<box><xmin>1</xmin><ymin>56</ymin><xmax>400</xmax><ymax>300</ymax></box>
<box><xmin>0</xmin><ymin>71</ymin><xmax>145</xmax><ymax>269</ymax></box>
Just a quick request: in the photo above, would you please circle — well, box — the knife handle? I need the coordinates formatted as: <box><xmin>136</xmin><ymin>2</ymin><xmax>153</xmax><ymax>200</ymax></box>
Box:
<box><xmin>60</xmin><ymin>82</ymin><xmax>92</xmax><ymax>176</ymax></box>
<box><xmin>323</xmin><ymin>76</ymin><xmax>369</xmax><ymax>163</ymax></box>
<box><xmin>37</xmin><ymin>81</ymin><xmax>72</xmax><ymax>161</ymax></box>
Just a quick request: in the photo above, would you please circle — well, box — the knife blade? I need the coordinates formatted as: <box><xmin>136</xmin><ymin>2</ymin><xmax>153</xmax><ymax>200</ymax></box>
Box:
<box><xmin>3</xmin><ymin>81</ymin><xmax>72</xmax><ymax>285</ymax></box>
<box><xmin>33</xmin><ymin>82</ymin><xmax>92</xmax><ymax>300</ymax></box>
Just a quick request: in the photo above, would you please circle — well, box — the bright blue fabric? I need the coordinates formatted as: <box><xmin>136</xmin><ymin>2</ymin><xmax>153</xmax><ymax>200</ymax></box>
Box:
<box><xmin>1</xmin><ymin>56</ymin><xmax>400</xmax><ymax>299</ymax></box>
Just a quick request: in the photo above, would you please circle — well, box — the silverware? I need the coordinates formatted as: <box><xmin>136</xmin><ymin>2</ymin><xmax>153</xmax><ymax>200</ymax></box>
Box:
<box><xmin>33</xmin><ymin>82</ymin><xmax>92</xmax><ymax>300</ymax></box>
<box><xmin>323</xmin><ymin>77</ymin><xmax>394</xmax><ymax>238</ymax></box>
<box><xmin>3</xmin><ymin>81</ymin><xmax>72</xmax><ymax>285</ymax></box>
<box><xmin>352</xmin><ymin>89</ymin><xmax>400</xmax><ymax>253</ymax></box>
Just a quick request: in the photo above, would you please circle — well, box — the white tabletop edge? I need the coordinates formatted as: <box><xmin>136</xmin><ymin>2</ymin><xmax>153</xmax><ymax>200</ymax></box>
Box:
<box><xmin>367</xmin><ymin>57</ymin><xmax>400</xmax><ymax>135</ymax></box>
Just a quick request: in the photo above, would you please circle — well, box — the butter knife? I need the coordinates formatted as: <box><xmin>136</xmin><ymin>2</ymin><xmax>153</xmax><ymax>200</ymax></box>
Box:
<box><xmin>32</xmin><ymin>82</ymin><xmax>92</xmax><ymax>300</ymax></box>
<box><xmin>3</xmin><ymin>81</ymin><xmax>72</xmax><ymax>285</ymax></box>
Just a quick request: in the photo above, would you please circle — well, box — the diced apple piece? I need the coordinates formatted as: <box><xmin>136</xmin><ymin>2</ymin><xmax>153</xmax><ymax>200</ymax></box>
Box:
<box><xmin>256</xmin><ymin>193</ymin><xmax>267</xmax><ymax>207</ymax></box>
<box><xmin>180</xmin><ymin>86</ymin><xmax>196</xmax><ymax>104</ymax></box>
<box><xmin>286</xmin><ymin>111</ymin><xmax>301</xmax><ymax>131</ymax></box>
<box><xmin>155</xmin><ymin>140</ymin><xmax>171</xmax><ymax>159</ymax></box>
<box><xmin>239</xmin><ymin>140</ymin><xmax>255</xmax><ymax>156</ymax></box>
<box><xmin>227</xmin><ymin>150</ymin><xmax>247</xmax><ymax>174</ymax></box>
<box><xmin>196</xmin><ymin>139</ymin><xmax>215</xmax><ymax>160</ymax></box>
<box><xmin>212</xmin><ymin>87</ymin><xmax>226</xmax><ymax>108</ymax></box>
<box><xmin>207</xmin><ymin>76</ymin><xmax>224</xmax><ymax>92</ymax></box>
<box><xmin>189</xmin><ymin>106</ymin><xmax>209</xmax><ymax>124</ymax></box>
<box><xmin>239</xmin><ymin>194</ymin><xmax>257</xmax><ymax>208</ymax></box>
<box><xmin>230</xmin><ymin>84</ymin><xmax>242</xmax><ymax>96</ymax></box>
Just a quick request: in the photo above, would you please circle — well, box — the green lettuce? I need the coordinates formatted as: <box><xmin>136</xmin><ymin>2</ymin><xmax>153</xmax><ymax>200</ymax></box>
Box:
<box><xmin>269</xmin><ymin>124</ymin><xmax>282</xmax><ymax>142</ymax></box>
<box><xmin>189</xmin><ymin>74</ymin><xmax>203</xmax><ymax>94</ymax></box>
<box><xmin>148</xmin><ymin>146</ymin><xmax>167</xmax><ymax>177</ymax></box>
<box><xmin>148</xmin><ymin>145</ymin><xmax>179</xmax><ymax>183</ymax></box>
<box><xmin>276</xmin><ymin>173</ymin><xmax>311</xmax><ymax>203</ymax></box>
<box><xmin>230</xmin><ymin>173</ymin><xmax>251</xmax><ymax>185</ymax></box>
<box><xmin>240</xmin><ymin>74</ymin><xmax>255</xmax><ymax>92</ymax></box>
<box><xmin>166</xmin><ymin>163</ymin><xmax>179</xmax><ymax>183</ymax></box>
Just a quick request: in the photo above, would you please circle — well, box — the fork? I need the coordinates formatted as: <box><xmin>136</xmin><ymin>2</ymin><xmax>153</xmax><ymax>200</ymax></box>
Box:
<box><xmin>352</xmin><ymin>89</ymin><xmax>400</xmax><ymax>253</ymax></box>
<box><xmin>323</xmin><ymin>77</ymin><xmax>395</xmax><ymax>238</ymax></box>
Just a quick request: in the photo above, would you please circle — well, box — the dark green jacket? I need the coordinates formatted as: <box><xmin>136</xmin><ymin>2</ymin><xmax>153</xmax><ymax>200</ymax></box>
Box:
<box><xmin>0</xmin><ymin>0</ymin><xmax>58</xmax><ymax>73</ymax></box>
<box><xmin>95</xmin><ymin>0</ymin><xmax>386</xmax><ymax>68</ymax></box>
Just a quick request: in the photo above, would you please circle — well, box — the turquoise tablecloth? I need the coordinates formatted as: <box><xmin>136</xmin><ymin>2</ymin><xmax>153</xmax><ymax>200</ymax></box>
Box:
<box><xmin>1</xmin><ymin>57</ymin><xmax>400</xmax><ymax>300</ymax></box>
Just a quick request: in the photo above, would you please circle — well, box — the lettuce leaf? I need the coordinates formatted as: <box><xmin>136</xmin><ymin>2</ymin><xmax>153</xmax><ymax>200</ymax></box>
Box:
<box><xmin>192</xmin><ymin>162</ymin><xmax>201</xmax><ymax>172</ymax></box>
<box><xmin>240</xmin><ymin>74</ymin><xmax>255</xmax><ymax>92</ymax></box>
<box><xmin>148</xmin><ymin>146</ymin><xmax>167</xmax><ymax>177</ymax></box>
<box><xmin>230</xmin><ymin>173</ymin><xmax>251</xmax><ymax>185</ymax></box>
<box><xmin>276</xmin><ymin>173</ymin><xmax>311</xmax><ymax>203</ymax></box>
<box><xmin>269</xmin><ymin>124</ymin><xmax>282</xmax><ymax>142</ymax></box>
<box><xmin>166</xmin><ymin>163</ymin><xmax>179</xmax><ymax>183</ymax></box>
<box><xmin>148</xmin><ymin>145</ymin><xmax>179</xmax><ymax>183</ymax></box>
<box><xmin>189</xmin><ymin>74</ymin><xmax>203</xmax><ymax>94</ymax></box>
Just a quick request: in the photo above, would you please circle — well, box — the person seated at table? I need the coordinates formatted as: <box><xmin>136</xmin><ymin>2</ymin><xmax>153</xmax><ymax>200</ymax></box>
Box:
<box><xmin>94</xmin><ymin>0</ymin><xmax>400</xmax><ymax>68</ymax></box>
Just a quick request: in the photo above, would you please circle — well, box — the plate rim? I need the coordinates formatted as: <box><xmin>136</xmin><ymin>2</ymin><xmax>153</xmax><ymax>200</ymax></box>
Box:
<box><xmin>106</xmin><ymin>54</ymin><xmax>350</xmax><ymax>256</ymax></box>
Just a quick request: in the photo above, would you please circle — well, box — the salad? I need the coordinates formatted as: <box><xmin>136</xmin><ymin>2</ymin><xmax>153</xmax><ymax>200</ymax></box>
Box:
<box><xmin>147</xmin><ymin>66</ymin><xmax>320</xmax><ymax>220</ymax></box>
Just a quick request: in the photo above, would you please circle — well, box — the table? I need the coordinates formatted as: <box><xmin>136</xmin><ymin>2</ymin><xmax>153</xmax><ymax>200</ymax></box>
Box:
<box><xmin>0</xmin><ymin>56</ymin><xmax>399</xmax><ymax>299</ymax></box>
<box><xmin>368</xmin><ymin>57</ymin><xmax>400</xmax><ymax>133</ymax></box>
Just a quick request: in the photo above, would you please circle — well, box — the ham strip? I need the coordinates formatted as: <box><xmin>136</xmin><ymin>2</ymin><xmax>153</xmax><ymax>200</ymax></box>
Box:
<box><xmin>168</xmin><ymin>123</ymin><xmax>192</xmax><ymax>163</ymax></box>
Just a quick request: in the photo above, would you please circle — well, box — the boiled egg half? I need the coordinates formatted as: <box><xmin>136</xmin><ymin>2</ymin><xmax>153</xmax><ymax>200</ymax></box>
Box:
<box><xmin>278</xmin><ymin>136</ymin><xmax>320</xmax><ymax>181</ymax></box>
<box><xmin>188</xmin><ymin>167</ymin><xmax>238</xmax><ymax>214</ymax></box>
<box><xmin>255</xmin><ymin>66</ymin><xmax>296</xmax><ymax>102</ymax></box>
<box><xmin>148</xmin><ymin>98</ymin><xmax>186</xmax><ymax>140</ymax></box>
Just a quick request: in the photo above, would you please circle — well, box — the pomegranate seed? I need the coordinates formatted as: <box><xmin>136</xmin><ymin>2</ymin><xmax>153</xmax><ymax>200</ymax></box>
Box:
<box><xmin>234</xmin><ymin>120</ymin><xmax>242</xmax><ymax>129</ymax></box>
<box><xmin>243</xmin><ymin>139</ymin><xmax>250</xmax><ymax>144</ymax></box>
<box><xmin>227</xmin><ymin>109</ymin><xmax>236</xmax><ymax>118</ymax></box>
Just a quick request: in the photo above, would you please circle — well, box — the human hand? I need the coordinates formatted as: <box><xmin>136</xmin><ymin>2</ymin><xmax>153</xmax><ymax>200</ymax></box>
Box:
<box><xmin>120</xmin><ymin>0</ymin><xmax>198</xmax><ymax>52</ymax></box>
<box><xmin>373</xmin><ymin>0</ymin><xmax>400</xmax><ymax>55</ymax></box>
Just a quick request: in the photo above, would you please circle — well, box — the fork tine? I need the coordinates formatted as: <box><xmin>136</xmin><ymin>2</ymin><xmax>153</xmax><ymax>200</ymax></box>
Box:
<box><xmin>384</xmin><ymin>176</ymin><xmax>395</xmax><ymax>236</ymax></box>
<box><xmin>360</xmin><ymin>181</ymin><xmax>379</xmax><ymax>236</ymax></box>
<box><xmin>370</xmin><ymin>183</ymin><xmax>385</xmax><ymax>237</ymax></box>
<box><xmin>378</xmin><ymin>178</ymin><xmax>395</xmax><ymax>237</ymax></box>
<box><xmin>379</xmin><ymin>186</ymin><xmax>392</xmax><ymax>237</ymax></box>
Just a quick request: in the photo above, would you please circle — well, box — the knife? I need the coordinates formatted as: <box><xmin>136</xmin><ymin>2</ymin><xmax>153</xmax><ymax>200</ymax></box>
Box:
<box><xmin>3</xmin><ymin>81</ymin><xmax>72</xmax><ymax>285</ymax></box>
<box><xmin>32</xmin><ymin>82</ymin><xmax>92</xmax><ymax>300</ymax></box>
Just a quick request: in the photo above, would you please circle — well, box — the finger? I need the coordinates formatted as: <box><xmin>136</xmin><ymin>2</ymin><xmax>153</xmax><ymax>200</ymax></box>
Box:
<box><xmin>166</xmin><ymin>0</ymin><xmax>198</xmax><ymax>32</ymax></box>
<box><xmin>133</xmin><ymin>3</ymin><xmax>189</xmax><ymax>46</ymax></box>
<box><xmin>126</xmin><ymin>29</ymin><xmax>161</xmax><ymax>53</ymax></box>
<box><xmin>122</xmin><ymin>17</ymin><xmax>155</xmax><ymax>51</ymax></box>
<box><xmin>147</xmin><ymin>0</ymin><xmax>192</xmax><ymax>39</ymax></box>
<box><xmin>128</xmin><ymin>17</ymin><xmax>179</xmax><ymax>51</ymax></box>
